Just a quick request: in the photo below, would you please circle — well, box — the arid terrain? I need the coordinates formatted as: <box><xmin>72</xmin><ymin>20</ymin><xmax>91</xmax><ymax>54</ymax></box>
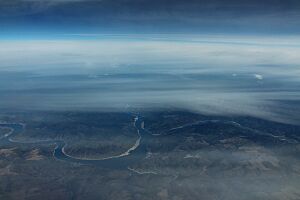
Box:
<box><xmin>0</xmin><ymin>111</ymin><xmax>299</xmax><ymax>200</ymax></box>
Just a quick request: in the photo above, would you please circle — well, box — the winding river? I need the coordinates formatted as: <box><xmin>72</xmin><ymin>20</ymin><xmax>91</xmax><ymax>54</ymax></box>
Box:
<box><xmin>0</xmin><ymin>116</ymin><xmax>150</xmax><ymax>169</ymax></box>
<box><xmin>1</xmin><ymin>115</ymin><xmax>287</xmax><ymax>170</ymax></box>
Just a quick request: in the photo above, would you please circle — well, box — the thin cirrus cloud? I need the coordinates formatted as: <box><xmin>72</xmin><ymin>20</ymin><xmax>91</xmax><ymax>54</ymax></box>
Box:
<box><xmin>0</xmin><ymin>35</ymin><xmax>300</xmax><ymax>124</ymax></box>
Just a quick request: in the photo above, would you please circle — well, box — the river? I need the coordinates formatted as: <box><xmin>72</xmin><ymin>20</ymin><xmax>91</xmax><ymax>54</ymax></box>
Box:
<box><xmin>0</xmin><ymin>115</ymin><xmax>150</xmax><ymax>169</ymax></box>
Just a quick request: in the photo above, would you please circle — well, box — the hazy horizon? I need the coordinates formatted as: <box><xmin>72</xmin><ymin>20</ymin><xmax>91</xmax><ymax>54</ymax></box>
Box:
<box><xmin>0</xmin><ymin>35</ymin><xmax>300</xmax><ymax>124</ymax></box>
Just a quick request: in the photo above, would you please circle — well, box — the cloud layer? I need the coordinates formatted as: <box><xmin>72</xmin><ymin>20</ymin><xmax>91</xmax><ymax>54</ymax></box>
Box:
<box><xmin>0</xmin><ymin>35</ymin><xmax>300</xmax><ymax>124</ymax></box>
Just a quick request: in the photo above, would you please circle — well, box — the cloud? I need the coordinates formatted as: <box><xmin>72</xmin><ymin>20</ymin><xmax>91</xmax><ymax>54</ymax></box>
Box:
<box><xmin>0</xmin><ymin>35</ymin><xmax>300</xmax><ymax>124</ymax></box>
<box><xmin>254</xmin><ymin>74</ymin><xmax>263</xmax><ymax>80</ymax></box>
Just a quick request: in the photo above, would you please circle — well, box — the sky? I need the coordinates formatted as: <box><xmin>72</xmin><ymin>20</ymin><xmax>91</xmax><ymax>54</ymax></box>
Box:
<box><xmin>0</xmin><ymin>0</ymin><xmax>300</xmax><ymax>36</ymax></box>
<box><xmin>0</xmin><ymin>1</ymin><xmax>300</xmax><ymax>124</ymax></box>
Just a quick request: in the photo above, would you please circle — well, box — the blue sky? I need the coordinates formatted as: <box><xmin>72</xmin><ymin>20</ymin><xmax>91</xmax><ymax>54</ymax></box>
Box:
<box><xmin>1</xmin><ymin>0</ymin><xmax>300</xmax><ymax>37</ymax></box>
